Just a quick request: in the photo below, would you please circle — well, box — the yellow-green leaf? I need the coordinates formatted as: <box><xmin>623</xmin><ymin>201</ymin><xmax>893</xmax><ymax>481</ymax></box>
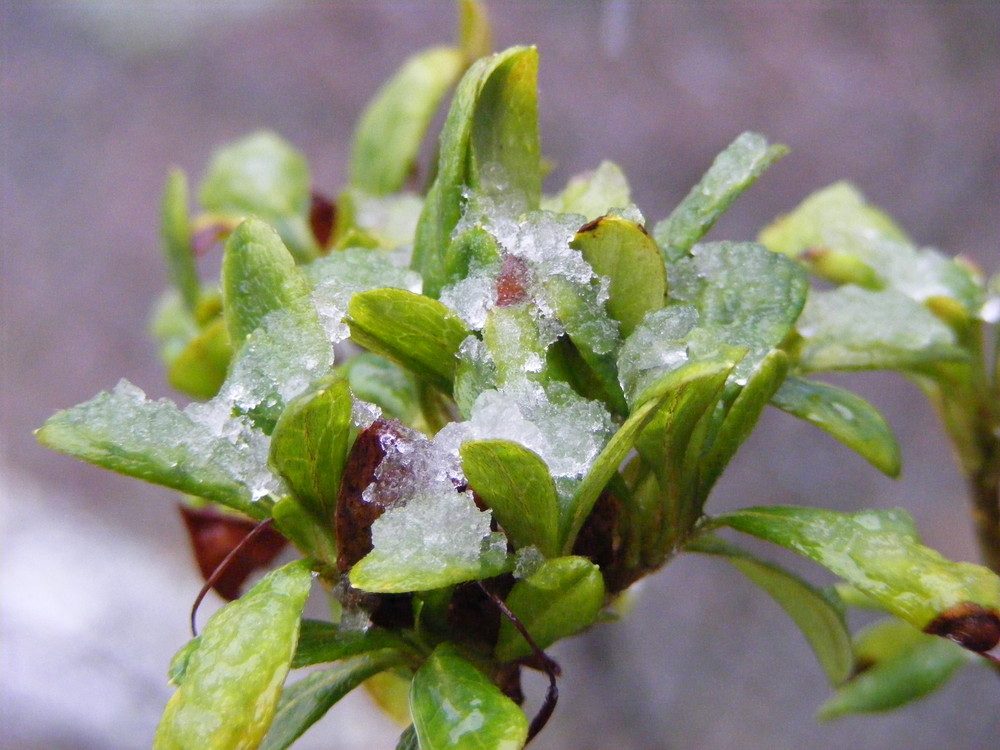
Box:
<box><xmin>411</xmin><ymin>644</ymin><xmax>528</xmax><ymax>750</ymax></box>
<box><xmin>495</xmin><ymin>556</ymin><xmax>604</xmax><ymax>661</ymax></box>
<box><xmin>154</xmin><ymin>561</ymin><xmax>313</xmax><ymax>750</ymax></box>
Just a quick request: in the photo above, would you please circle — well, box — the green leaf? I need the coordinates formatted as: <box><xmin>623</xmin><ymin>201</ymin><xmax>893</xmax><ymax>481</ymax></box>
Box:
<box><xmin>350</xmin><ymin>489</ymin><xmax>511</xmax><ymax>593</ymax></box>
<box><xmin>350</xmin><ymin>46</ymin><xmax>464</xmax><ymax>196</ymax></box>
<box><xmin>269</xmin><ymin>375</ymin><xmax>352</xmax><ymax>523</ymax></box>
<box><xmin>482</xmin><ymin>304</ymin><xmax>550</xmax><ymax>387</ymax></box>
<box><xmin>154</xmin><ymin>561</ymin><xmax>313</xmax><ymax>750</ymax></box>
<box><xmin>653</xmin><ymin>132</ymin><xmax>787</xmax><ymax>259</ymax></box>
<box><xmin>794</xmin><ymin>286</ymin><xmax>966</xmax><ymax>372</ymax></box>
<box><xmin>565</xmin><ymin>359</ymin><xmax>734</xmax><ymax>551</ymax></box>
<box><xmin>271</xmin><ymin>496</ymin><xmax>337</xmax><ymax>566</ymax></box>
<box><xmin>411</xmin><ymin>644</ymin><xmax>528</xmax><ymax>750</ymax></box>
<box><xmin>36</xmin><ymin>380</ymin><xmax>270</xmax><ymax>519</ymax></box>
<box><xmin>347</xmin><ymin>288</ymin><xmax>471</xmax><ymax>394</ymax></box>
<box><xmin>395</xmin><ymin>725</ymin><xmax>420</xmax><ymax>750</ymax></box>
<box><xmin>495</xmin><ymin>556</ymin><xmax>605</xmax><ymax>661</ymax></box>
<box><xmin>571</xmin><ymin>214</ymin><xmax>666</xmax><ymax>337</ymax></box>
<box><xmin>219</xmin><ymin>305</ymin><xmax>334</xmax><ymax>433</ymax></box>
<box><xmin>817</xmin><ymin>619</ymin><xmax>969</xmax><ymax>720</ymax></box>
<box><xmin>715</xmin><ymin>506</ymin><xmax>1000</xmax><ymax>632</ymax></box>
<box><xmin>334</xmin><ymin>190</ymin><xmax>426</xmax><ymax>251</ymax></box>
<box><xmin>150</xmin><ymin>289</ymin><xmax>200</xmax><ymax>367</ymax></box>
<box><xmin>166</xmin><ymin>316</ymin><xmax>232</xmax><ymax>400</ymax></box>
<box><xmin>461</xmin><ymin>439</ymin><xmax>561</xmax><ymax>557</ymax></box>
<box><xmin>166</xmin><ymin>636</ymin><xmax>201</xmax><ymax>687</ymax></box>
<box><xmin>631</xmin><ymin>361</ymin><xmax>735</xmax><ymax>548</ymax></box>
<box><xmin>667</xmin><ymin>241</ymin><xmax>808</xmax><ymax>387</ymax></box>
<box><xmin>199</xmin><ymin>131</ymin><xmax>316</xmax><ymax>262</ymax></box>
<box><xmin>760</xmin><ymin>182</ymin><xmax>982</xmax><ymax>314</ymax></box>
<box><xmin>414</xmin><ymin>46</ymin><xmax>540</xmax><ymax>297</ymax></box>
<box><xmin>545</xmin><ymin>274</ymin><xmax>628</xmax><ymax>415</ymax></box>
<box><xmin>696</xmin><ymin>349</ymin><xmax>790</xmax><ymax>500</ymax></box>
<box><xmin>221</xmin><ymin>219</ymin><xmax>315</xmax><ymax>348</ymax></box>
<box><xmin>365</xmin><ymin>669</ymin><xmax>413</xmax><ymax>727</ymax></box>
<box><xmin>458</xmin><ymin>0</ymin><xmax>492</xmax><ymax>63</ymax></box>
<box><xmin>160</xmin><ymin>168</ymin><xmax>199</xmax><ymax>311</ymax></box>
<box><xmin>260</xmin><ymin>652</ymin><xmax>404</xmax><ymax>750</ymax></box>
<box><xmin>771</xmin><ymin>375</ymin><xmax>901</xmax><ymax>477</ymax></box>
<box><xmin>341</xmin><ymin>353</ymin><xmax>421</xmax><ymax>425</ymax></box>
<box><xmin>689</xmin><ymin>535</ymin><xmax>853</xmax><ymax>685</ymax></box>
<box><xmin>291</xmin><ymin>620</ymin><xmax>411</xmax><ymax>669</ymax></box>
<box><xmin>542</xmin><ymin>161</ymin><xmax>632</xmax><ymax>221</ymax></box>
<box><xmin>443</xmin><ymin>226</ymin><xmax>503</xmax><ymax>291</ymax></box>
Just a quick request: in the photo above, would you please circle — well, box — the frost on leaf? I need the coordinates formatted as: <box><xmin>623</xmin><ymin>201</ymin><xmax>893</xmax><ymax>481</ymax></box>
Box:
<box><xmin>306</xmin><ymin>247</ymin><xmax>422</xmax><ymax>344</ymax></box>
<box><xmin>348</xmin><ymin>422</ymin><xmax>510</xmax><ymax>593</ymax></box>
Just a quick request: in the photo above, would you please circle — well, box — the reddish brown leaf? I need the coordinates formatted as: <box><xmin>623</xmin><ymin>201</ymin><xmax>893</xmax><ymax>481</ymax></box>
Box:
<box><xmin>924</xmin><ymin>601</ymin><xmax>1000</xmax><ymax>653</ymax></box>
<box><xmin>334</xmin><ymin>419</ymin><xmax>411</xmax><ymax>573</ymax></box>
<box><xmin>179</xmin><ymin>505</ymin><xmax>287</xmax><ymax>601</ymax></box>
<box><xmin>309</xmin><ymin>191</ymin><xmax>336</xmax><ymax>250</ymax></box>
<box><xmin>496</xmin><ymin>254</ymin><xmax>531</xmax><ymax>307</ymax></box>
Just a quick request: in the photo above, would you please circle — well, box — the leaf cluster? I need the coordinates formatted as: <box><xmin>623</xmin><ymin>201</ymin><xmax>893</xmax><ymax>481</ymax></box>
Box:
<box><xmin>36</xmin><ymin>3</ymin><xmax>1000</xmax><ymax>748</ymax></box>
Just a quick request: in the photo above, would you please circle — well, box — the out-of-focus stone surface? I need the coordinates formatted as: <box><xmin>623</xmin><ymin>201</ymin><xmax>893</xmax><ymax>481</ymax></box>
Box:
<box><xmin>2</xmin><ymin>3</ymin><xmax>998</xmax><ymax>749</ymax></box>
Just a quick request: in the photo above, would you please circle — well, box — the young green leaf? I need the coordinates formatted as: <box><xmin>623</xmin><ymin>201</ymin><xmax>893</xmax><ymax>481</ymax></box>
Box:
<box><xmin>260</xmin><ymin>652</ymin><xmax>405</xmax><ymax>750</ymax></box>
<box><xmin>495</xmin><ymin>556</ymin><xmax>605</xmax><ymax>661</ymax></box>
<box><xmin>667</xmin><ymin>241</ymin><xmax>808</xmax><ymax>387</ymax></box>
<box><xmin>291</xmin><ymin>620</ymin><xmax>411</xmax><ymax>669</ymax></box>
<box><xmin>341</xmin><ymin>353</ymin><xmax>421</xmax><ymax>425</ymax></box>
<box><xmin>347</xmin><ymin>288</ymin><xmax>471</xmax><ymax>394</ymax></box>
<box><xmin>714</xmin><ymin>506</ymin><xmax>1000</xmax><ymax>636</ymax></box>
<box><xmin>653</xmin><ymin>132</ymin><xmax>788</xmax><ymax>259</ymax></box>
<box><xmin>350</xmin><ymin>487</ymin><xmax>511</xmax><ymax>593</ymax></box>
<box><xmin>688</xmin><ymin>535</ymin><xmax>853</xmax><ymax>685</ymax></box>
<box><xmin>771</xmin><ymin>375</ymin><xmax>901</xmax><ymax>477</ymax></box>
<box><xmin>816</xmin><ymin>619</ymin><xmax>969</xmax><ymax>720</ymax></box>
<box><xmin>544</xmin><ymin>274</ymin><xmax>628</xmax><ymax>415</ymax></box>
<box><xmin>36</xmin><ymin>380</ymin><xmax>270</xmax><ymax>520</ymax></box>
<box><xmin>166</xmin><ymin>316</ymin><xmax>232</xmax><ymax>400</ymax></box>
<box><xmin>219</xmin><ymin>305</ymin><xmax>334</xmax><ymax>433</ymax></box>
<box><xmin>570</xmin><ymin>214</ymin><xmax>666</xmax><ymax>337</ymax></box>
<box><xmin>271</xmin><ymin>496</ymin><xmax>337</xmax><ymax>567</ymax></box>
<box><xmin>221</xmin><ymin>218</ymin><xmax>316</xmax><ymax>348</ymax></box>
<box><xmin>160</xmin><ymin>168</ymin><xmax>200</xmax><ymax>311</ymax></box>
<box><xmin>150</xmin><ymin>289</ymin><xmax>201</xmax><ymax>368</ymax></box>
<box><xmin>350</xmin><ymin>46</ymin><xmax>464</xmax><ymax>196</ymax></box>
<box><xmin>395</xmin><ymin>725</ymin><xmax>420</xmax><ymax>750</ymax></box>
<box><xmin>199</xmin><ymin>131</ymin><xmax>316</xmax><ymax>262</ymax></box>
<box><xmin>269</xmin><ymin>375</ymin><xmax>353</xmax><ymax>523</ymax></box>
<box><xmin>166</xmin><ymin>636</ymin><xmax>201</xmax><ymax>687</ymax></box>
<box><xmin>565</xmin><ymin>359</ymin><xmax>734</xmax><ymax>551</ymax></box>
<box><xmin>482</xmin><ymin>304</ymin><xmax>550</xmax><ymax>387</ymax></box>
<box><xmin>795</xmin><ymin>286</ymin><xmax>967</xmax><ymax>373</ymax></box>
<box><xmin>697</xmin><ymin>349</ymin><xmax>789</xmax><ymax>499</ymax></box>
<box><xmin>350</xmin><ymin>539</ymin><xmax>511</xmax><ymax>594</ymax></box>
<box><xmin>458</xmin><ymin>0</ymin><xmax>492</xmax><ymax>63</ymax></box>
<box><xmin>760</xmin><ymin>182</ymin><xmax>983</xmax><ymax>314</ymax></box>
<box><xmin>542</xmin><ymin>161</ymin><xmax>632</xmax><ymax>221</ymax></box>
<box><xmin>411</xmin><ymin>644</ymin><xmax>528</xmax><ymax>750</ymax></box>
<box><xmin>154</xmin><ymin>560</ymin><xmax>313</xmax><ymax>750</ymax></box>
<box><xmin>413</xmin><ymin>46</ymin><xmax>540</xmax><ymax>296</ymax></box>
<box><xmin>461</xmin><ymin>439</ymin><xmax>561</xmax><ymax>557</ymax></box>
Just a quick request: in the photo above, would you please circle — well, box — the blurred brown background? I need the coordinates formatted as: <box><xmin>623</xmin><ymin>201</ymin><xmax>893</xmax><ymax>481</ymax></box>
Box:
<box><xmin>2</xmin><ymin>2</ymin><xmax>998</xmax><ymax>749</ymax></box>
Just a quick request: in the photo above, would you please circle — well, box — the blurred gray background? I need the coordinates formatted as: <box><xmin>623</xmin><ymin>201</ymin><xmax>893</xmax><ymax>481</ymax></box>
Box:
<box><xmin>2</xmin><ymin>2</ymin><xmax>999</xmax><ymax>749</ymax></box>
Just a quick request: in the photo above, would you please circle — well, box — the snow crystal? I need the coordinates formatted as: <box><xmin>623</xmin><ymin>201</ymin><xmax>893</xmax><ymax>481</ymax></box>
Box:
<box><xmin>617</xmin><ymin>306</ymin><xmax>699</xmax><ymax>403</ymax></box>
<box><xmin>440</xmin><ymin>273</ymin><xmax>498</xmax><ymax>330</ymax></box>
<box><xmin>460</xmin><ymin>380</ymin><xmax>614</xmax><ymax>480</ymax></box>
<box><xmin>307</xmin><ymin>248</ymin><xmax>422</xmax><ymax>344</ymax></box>
<box><xmin>368</xmin><ymin>487</ymin><xmax>501</xmax><ymax>570</ymax></box>
<box><xmin>514</xmin><ymin>546</ymin><xmax>546</xmax><ymax>579</ymax></box>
